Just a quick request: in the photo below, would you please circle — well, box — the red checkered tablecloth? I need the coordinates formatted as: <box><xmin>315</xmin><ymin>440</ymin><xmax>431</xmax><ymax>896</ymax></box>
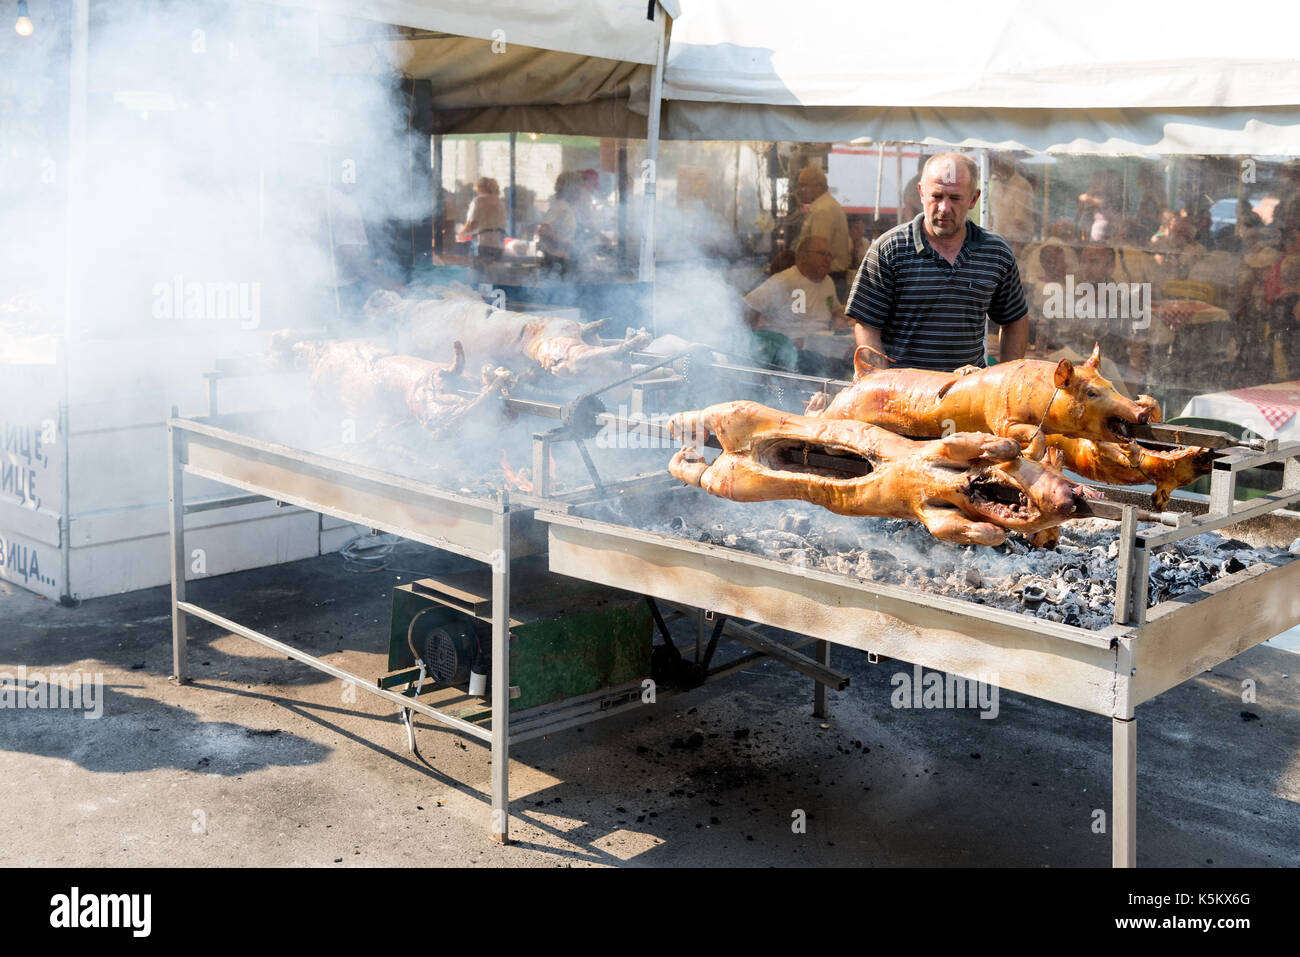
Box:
<box><xmin>1224</xmin><ymin>384</ymin><xmax>1300</xmax><ymax>430</ymax></box>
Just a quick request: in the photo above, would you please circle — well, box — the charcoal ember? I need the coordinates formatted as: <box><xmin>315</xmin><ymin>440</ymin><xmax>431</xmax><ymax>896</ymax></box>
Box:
<box><xmin>963</xmin><ymin>566</ymin><xmax>983</xmax><ymax>588</ymax></box>
<box><xmin>778</xmin><ymin>513</ymin><xmax>812</xmax><ymax>536</ymax></box>
<box><xmin>1219</xmin><ymin>537</ymin><xmax>1252</xmax><ymax>552</ymax></box>
<box><xmin>757</xmin><ymin>529</ymin><xmax>812</xmax><ymax>550</ymax></box>
<box><xmin>1221</xmin><ymin>556</ymin><xmax>1246</xmax><ymax>575</ymax></box>
<box><xmin>866</xmin><ymin>548</ymin><xmax>896</xmax><ymax>565</ymax></box>
<box><xmin>1062</xmin><ymin>566</ymin><xmax>1083</xmax><ymax>583</ymax></box>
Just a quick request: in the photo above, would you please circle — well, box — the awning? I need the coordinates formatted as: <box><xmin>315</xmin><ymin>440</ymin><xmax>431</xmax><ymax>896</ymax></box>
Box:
<box><xmin>661</xmin><ymin>0</ymin><xmax>1300</xmax><ymax>154</ymax></box>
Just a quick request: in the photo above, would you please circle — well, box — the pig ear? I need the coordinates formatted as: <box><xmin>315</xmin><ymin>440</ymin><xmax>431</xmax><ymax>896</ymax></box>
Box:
<box><xmin>1054</xmin><ymin>358</ymin><xmax>1074</xmax><ymax>389</ymax></box>
<box><xmin>1086</xmin><ymin>343</ymin><xmax>1101</xmax><ymax>368</ymax></box>
<box><xmin>853</xmin><ymin>346</ymin><xmax>880</xmax><ymax>379</ymax></box>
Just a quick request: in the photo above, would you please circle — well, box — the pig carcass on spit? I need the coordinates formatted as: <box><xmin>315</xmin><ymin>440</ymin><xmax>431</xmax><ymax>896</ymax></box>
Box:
<box><xmin>668</xmin><ymin>401</ymin><xmax>1086</xmax><ymax>546</ymax></box>
<box><xmin>1041</xmin><ymin>394</ymin><xmax>1214</xmax><ymax>509</ymax></box>
<box><xmin>364</xmin><ymin>290</ymin><xmax>652</xmax><ymax>382</ymax></box>
<box><xmin>815</xmin><ymin>343</ymin><xmax>1151</xmax><ymax>451</ymax></box>
<box><xmin>812</xmin><ymin>343</ymin><xmax>1212</xmax><ymax>504</ymax></box>
<box><xmin>273</xmin><ymin>333</ymin><xmax>514</xmax><ymax>441</ymax></box>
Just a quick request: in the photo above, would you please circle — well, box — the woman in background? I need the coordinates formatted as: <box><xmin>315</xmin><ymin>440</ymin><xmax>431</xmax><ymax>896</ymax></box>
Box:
<box><xmin>458</xmin><ymin>177</ymin><xmax>507</xmax><ymax>262</ymax></box>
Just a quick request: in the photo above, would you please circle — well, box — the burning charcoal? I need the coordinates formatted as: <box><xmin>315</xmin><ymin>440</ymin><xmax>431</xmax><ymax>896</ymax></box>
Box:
<box><xmin>1221</xmin><ymin>556</ymin><xmax>1246</xmax><ymax>575</ymax></box>
<box><xmin>866</xmin><ymin>548</ymin><xmax>896</xmax><ymax>566</ymax></box>
<box><xmin>1219</xmin><ymin>537</ymin><xmax>1252</xmax><ymax>552</ymax></box>
<box><xmin>778</xmin><ymin>513</ymin><xmax>812</xmax><ymax>536</ymax></box>
<box><xmin>758</xmin><ymin>529</ymin><xmax>812</xmax><ymax>550</ymax></box>
<box><xmin>963</xmin><ymin>566</ymin><xmax>983</xmax><ymax>588</ymax></box>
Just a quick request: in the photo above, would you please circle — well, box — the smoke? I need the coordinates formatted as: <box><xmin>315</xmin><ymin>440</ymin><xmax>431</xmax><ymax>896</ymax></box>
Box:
<box><xmin>0</xmin><ymin>0</ymin><xmax>444</xmax><ymax>550</ymax></box>
<box><xmin>2</xmin><ymin>0</ymin><xmax>418</xmax><ymax>368</ymax></box>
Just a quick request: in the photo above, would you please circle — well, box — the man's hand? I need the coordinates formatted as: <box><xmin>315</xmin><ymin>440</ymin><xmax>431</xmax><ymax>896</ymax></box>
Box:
<box><xmin>998</xmin><ymin>314</ymin><xmax>1029</xmax><ymax>363</ymax></box>
<box><xmin>853</xmin><ymin>322</ymin><xmax>887</xmax><ymax>367</ymax></box>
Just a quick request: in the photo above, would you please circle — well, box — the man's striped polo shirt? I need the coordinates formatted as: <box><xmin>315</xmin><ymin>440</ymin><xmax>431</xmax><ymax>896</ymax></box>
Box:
<box><xmin>846</xmin><ymin>214</ymin><xmax>1027</xmax><ymax>371</ymax></box>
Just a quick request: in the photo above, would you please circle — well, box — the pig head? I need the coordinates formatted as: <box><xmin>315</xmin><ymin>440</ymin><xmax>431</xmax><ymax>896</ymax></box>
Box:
<box><xmin>668</xmin><ymin>401</ymin><xmax>1084</xmax><ymax>547</ymax></box>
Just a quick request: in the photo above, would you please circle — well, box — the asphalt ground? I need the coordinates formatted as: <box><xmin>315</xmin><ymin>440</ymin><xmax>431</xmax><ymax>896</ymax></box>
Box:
<box><xmin>1</xmin><ymin>540</ymin><xmax>1298</xmax><ymax>869</ymax></box>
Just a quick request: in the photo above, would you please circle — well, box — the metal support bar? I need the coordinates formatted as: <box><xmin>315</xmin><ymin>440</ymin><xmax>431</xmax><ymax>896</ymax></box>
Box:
<box><xmin>1112</xmin><ymin>716</ymin><xmax>1137</xmax><ymax>868</ymax></box>
<box><xmin>708</xmin><ymin>636</ymin><xmax>820</xmax><ymax>680</ymax></box>
<box><xmin>175</xmin><ymin>600</ymin><xmax>492</xmax><ymax>741</ymax></box>
<box><xmin>1209</xmin><ymin>461</ymin><xmax>1238</xmax><ymax>516</ymax></box>
<box><xmin>1114</xmin><ymin>506</ymin><xmax>1138</xmax><ymax>626</ymax></box>
<box><xmin>700</xmin><ymin>614</ymin><xmax>727</xmax><ymax>671</ymax></box>
<box><xmin>183</xmin><ymin>494</ymin><xmax>270</xmax><ymax>515</ymax></box>
<box><xmin>531</xmin><ymin>428</ymin><xmax>565</xmax><ymax>499</ymax></box>
<box><xmin>169</xmin><ymin>416</ymin><xmax>188</xmax><ymax>682</ymax></box>
<box><xmin>490</xmin><ymin>501</ymin><xmax>511</xmax><ymax>844</ymax></box>
<box><xmin>813</xmin><ymin>640</ymin><xmax>832</xmax><ymax>718</ymax></box>
<box><xmin>1138</xmin><ymin>486</ymin><xmax>1300</xmax><ymax>549</ymax></box>
<box><xmin>691</xmin><ymin>616</ymin><xmax>849</xmax><ymax>690</ymax></box>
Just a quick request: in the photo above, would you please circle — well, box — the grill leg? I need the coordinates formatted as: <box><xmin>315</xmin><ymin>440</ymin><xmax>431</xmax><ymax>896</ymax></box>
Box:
<box><xmin>1112</xmin><ymin>716</ymin><xmax>1136</xmax><ymax>868</ymax></box>
<box><xmin>812</xmin><ymin>640</ymin><xmax>831</xmax><ymax>718</ymax></box>
<box><xmin>490</xmin><ymin>509</ymin><xmax>511</xmax><ymax>844</ymax></box>
<box><xmin>168</xmin><ymin>420</ymin><xmax>189</xmax><ymax>683</ymax></box>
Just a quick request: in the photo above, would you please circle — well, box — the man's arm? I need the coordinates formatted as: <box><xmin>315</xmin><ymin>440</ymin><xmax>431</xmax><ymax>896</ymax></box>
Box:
<box><xmin>998</xmin><ymin>314</ymin><xmax>1028</xmax><ymax>363</ymax></box>
<box><xmin>854</xmin><ymin>322</ymin><xmax>887</xmax><ymax>366</ymax></box>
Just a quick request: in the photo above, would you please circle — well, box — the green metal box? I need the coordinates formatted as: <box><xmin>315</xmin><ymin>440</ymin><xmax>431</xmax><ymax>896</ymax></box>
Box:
<box><xmin>387</xmin><ymin>556</ymin><xmax>651</xmax><ymax>712</ymax></box>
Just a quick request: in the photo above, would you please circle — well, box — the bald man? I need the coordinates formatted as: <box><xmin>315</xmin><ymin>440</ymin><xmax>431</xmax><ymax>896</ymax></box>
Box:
<box><xmin>847</xmin><ymin>152</ymin><xmax>1029</xmax><ymax>371</ymax></box>
<box><xmin>795</xmin><ymin>165</ymin><xmax>851</xmax><ymax>300</ymax></box>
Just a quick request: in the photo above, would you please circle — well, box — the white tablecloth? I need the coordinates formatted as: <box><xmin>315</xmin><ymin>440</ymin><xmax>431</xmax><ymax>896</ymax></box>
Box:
<box><xmin>1179</xmin><ymin>381</ymin><xmax>1300</xmax><ymax>441</ymax></box>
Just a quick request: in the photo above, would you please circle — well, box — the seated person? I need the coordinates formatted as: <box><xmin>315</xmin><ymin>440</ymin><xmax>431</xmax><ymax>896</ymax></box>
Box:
<box><xmin>1153</xmin><ymin>217</ymin><xmax>1206</xmax><ymax>280</ymax></box>
<box><xmin>744</xmin><ymin>235</ymin><xmax>849</xmax><ymax>374</ymax></box>
<box><xmin>1113</xmin><ymin>219</ymin><xmax>1162</xmax><ymax>286</ymax></box>
<box><xmin>744</xmin><ymin>235</ymin><xmax>846</xmax><ymax>343</ymax></box>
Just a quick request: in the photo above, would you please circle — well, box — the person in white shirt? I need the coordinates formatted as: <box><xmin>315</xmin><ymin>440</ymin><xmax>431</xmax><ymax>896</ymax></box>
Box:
<box><xmin>537</xmin><ymin>171</ymin><xmax>584</xmax><ymax>275</ymax></box>
<box><xmin>744</xmin><ymin>234</ymin><xmax>846</xmax><ymax>346</ymax></box>
<box><xmin>794</xmin><ymin>166</ymin><xmax>851</xmax><ymax>300</ymax></box>
<box><xmin>457</xmin><ymin>177</ymin><xmax>508</xmax><ymax>262</ymax></box>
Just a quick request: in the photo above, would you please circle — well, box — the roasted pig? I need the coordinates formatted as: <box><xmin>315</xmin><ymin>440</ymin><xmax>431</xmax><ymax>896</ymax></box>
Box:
<box><xmin>273</xmin><ymin>332</ymin><xmax>513</xmax><ymax>441</ymax></box>
<box><xmin>1041</xmin><ymin>395</ymin><xmax>1215</xmax><ymax>508</ymax></box>
<box><xmin>364</xmin><ymin>291</ymin><xmax>652</xmax><ymax>382</ymax></box>
<box><xmin>815</xmin><ymin>343</ymin><xmax>1151</xmax><ymax>455</ymax></box>
<box><xmin>811</xmin><ymin>344</ymin><xmax>1213</xmax><ymax>504</ymax></box>
<box><xmin>668</xmin><ymin>401</ymin><xmax>1086</xmax><ymax>546</ymax></box>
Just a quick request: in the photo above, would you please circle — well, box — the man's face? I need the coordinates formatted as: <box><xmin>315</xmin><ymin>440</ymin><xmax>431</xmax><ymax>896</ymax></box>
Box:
<box><xmin>849</xmin><ymin>219</ymin><xmax>865</xmax><ymax>240</ymax></box>
<box><xmin>796</xmin><ymin>171</ymin><xmax>822</xmax><ymax>206</ymax></box>
<box><xmin>919</xmin><ymin>159</ymin><xmax>979</xmax><ymax>240</ymax></box>
<box><xmin>797</xmin><ymin>237</ymin><xmax>834</xmax><ymax>281</ymax></box>
<box><xmin>1079</xmin><ymin>247</ymin><xmax>1115</xmax><ymax>283</ymax></box>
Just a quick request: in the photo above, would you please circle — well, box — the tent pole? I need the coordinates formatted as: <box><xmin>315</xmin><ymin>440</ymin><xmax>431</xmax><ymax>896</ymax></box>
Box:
<box><xmin>433</xmin><ymin>134</ymin><xmax>444</xmax><ymax>256</ymax></box>
<box><xmin>60</xmin><ymin>0</ymin><xmax>90</xmax><ymax>606</ymax></box>
<box><xmin>1042</xmin><ymin>160</ymin><xmax>1051</xmax><ymax>236</ymax></box>
<box><xmin>979</xmin><ymin>149</ymin><xmax>988</xmax><ymax>227</ymax></box>
<box><xmin>896</xmin><ymin>146</ymin><xmax>903</xmax><ymax>226</ymax></box>
<box><xmin>637</xmin><ymin>5</ymin><xmax>668</xmax><ymax>290</ymax></box>
<box><xmin>508</xmin><ymin>132</ymin><xmax>517</xmax><ymax>237</ymax></box>
<box><xmin>873</xmin><ymin>142</ymin><xmax>884</xmax><ymax>221</ymax></box>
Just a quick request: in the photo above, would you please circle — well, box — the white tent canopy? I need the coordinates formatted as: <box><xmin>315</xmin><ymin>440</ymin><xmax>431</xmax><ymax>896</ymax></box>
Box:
<box><xmin>275</xmin><ymin>0</ymin><xmax>678</xmax><ymax>136</ymax></box>
<box><xmin>662</xmin><ymin>0</ymin><xmax>1300</xmax><ymax>154</ymax></box>
<box><xmin>278</xmin><ymin>0</ymin><xmax>670</xmax><ymax>65</ymax></box>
